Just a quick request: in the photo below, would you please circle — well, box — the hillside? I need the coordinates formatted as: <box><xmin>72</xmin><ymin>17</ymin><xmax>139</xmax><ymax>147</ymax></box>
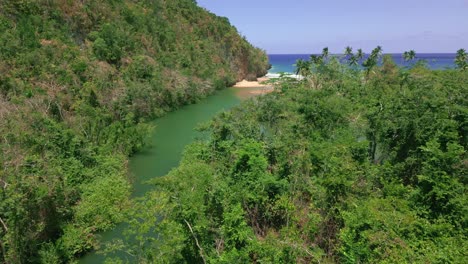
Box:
<box><xmin>0</xmin><ymin>0</ymin><xmax>268</xmax><ymax>262</ymax></box>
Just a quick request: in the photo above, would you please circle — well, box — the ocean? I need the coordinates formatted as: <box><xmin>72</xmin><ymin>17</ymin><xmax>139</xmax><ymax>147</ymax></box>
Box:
<box><xmin>268</xmin><ymin>53</ymin><xmax>457</xmax><ymax>74</ymax></box>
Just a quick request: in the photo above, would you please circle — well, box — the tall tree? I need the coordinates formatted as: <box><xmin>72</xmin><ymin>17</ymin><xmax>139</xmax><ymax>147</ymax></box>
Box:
<box><xmin>362</xmin><ymin>46</ymin><xmax>383</xmax><ymax>76</ymax></box>
<box><xmin>403</xmin><ymin>50</ymin><xmax>416</xmax><ymax>61</ymax></box>
<box><xmin>295</xmin><ymin>59</ymin><xmax>311</xmax><ymax>76</ymax></box>
<box><xmin>362</xmin><ymin>56</ymin><xmax>377</xmax><ymax>74</ymax></box>
<box><xmin>455</xmin><ymin>48</ymin><xmax>467</xmax><ymax>70</ymax></box>
<box><xmin>375</xmin><ymin>46</ymin><xmax>383</xmax><ymax>57</ymax></box>
<box><xmin>322</xmin><ymin>47</ymin><xmax>329</xmax><ymax>59</ymax></box>
<box><xmin>403</xmin><ymin>51</ymin><xmax>409</xmax><ymax>61</ymax></box>
<box><xmin>356</xmin><ymin>49</ymin><xmax>365</xmax><ymax>60</ymax></box>
<box><xmin>348</xmin><ymin>55</ymin><xmax>359</xmax><ymax>66</ymax></box>
<box><xmin>310</xmin><ymin>54</ymin><xmax>324</xmax><ymax>66</ymax></box>
<box><xmin>344</xmin><ymin>46</ymin><xmax>353</xmax><ymax>56</ymax></box>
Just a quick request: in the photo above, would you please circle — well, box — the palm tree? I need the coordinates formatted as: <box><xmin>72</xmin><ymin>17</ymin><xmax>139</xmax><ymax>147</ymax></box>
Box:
<box><xmin>356</xmin><ymin>49</ymin><xmax>365</xmax><ymax>60</ymax></box>
<box><xmin>348</xmin><ymin>55</ymin><xmax>359</xmax><ymax>66</ymax></box>
<box><xmin>344</xmin><ymin>46</ymin><xmax>353</xmax><ymax>56</ymax></box>
<box><xmin>343</xmin><ymin>46</ymin><xmax>353</xmax><ymax>64</ymax></box>
<box><xmin>375</xmin><ymin>46</ymin><xmax>383</xmax><ymax>57</ymax></box>
<box><xmin>362</xmin><ymin>46</ymin><xmax>382</xmax><ymax>76</ymax></box>
<box><xmin>455</xmin><ymin>48</ymin><xmax>467</xmax><ymax>70</ymax></box>
<box><xmin>322</xmin><ymin>47</ymin><xmax>329</xmax><ymax>59</ymax></box>
<box><xmin>362</xmin><ymin>56</ymin><xmax>377</xmax><ymax>72</ymax></box>
<box><xmin>310</xmin><ymin>54</ymin><xmax>323</xmax><ymax>66</ymax></box>
<box><xmin>456</xmin><ymin>48</ymin><xmax>466</xmax><ymax>58</ymax></box>
<box><xmin>366</xmin><ymin>46</ymin><xmax>383</xmax><ymax>65</ymax></box>
<box><xmin>403</xmin><ymin>50</ymin><xmax>416</xmax><ymax>61</ymax></box>
<box><xmin>295</xmin><ymin>59</ymin><xmax>311</xmax><ymax>76</ymax></box>
<box><xmin>403</xmin><ymin>51</ymin><xmax>409</xmax><ymax>61</ymax></box>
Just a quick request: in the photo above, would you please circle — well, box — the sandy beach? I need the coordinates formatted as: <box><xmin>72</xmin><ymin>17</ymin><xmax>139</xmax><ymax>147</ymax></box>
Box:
<box><xmin>232</xmin><ymin>77</ymin><xmax>273</xmax><ymax>97</ymax></box>
<box><xmin>233</xmin><ymin>77</ymin><xmax>270</xmax><ymax>88</ymax></box>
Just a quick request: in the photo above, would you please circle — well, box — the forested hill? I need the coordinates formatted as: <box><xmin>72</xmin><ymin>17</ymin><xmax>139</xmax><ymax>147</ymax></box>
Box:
<box><xmin>0</xmin><ymin>0</ymin><xmax>268</xmax><ymax>262</ymax></box>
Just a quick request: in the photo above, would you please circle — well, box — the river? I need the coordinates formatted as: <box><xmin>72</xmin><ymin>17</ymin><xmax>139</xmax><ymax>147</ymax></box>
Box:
<box><xmin>79</xmin><ymin>85</ymin><xmax>267</xmax><ymax>263</ymax></box>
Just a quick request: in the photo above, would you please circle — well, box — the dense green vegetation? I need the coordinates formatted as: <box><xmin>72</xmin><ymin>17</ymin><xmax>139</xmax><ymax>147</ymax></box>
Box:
<box><xmin>0</xmin><ymin>0</ymin><xmax>268</xmax><ymax>262</ymax></box>
<box><xmin>111</xmin><ymin>51</ymin><xmax>467</xmax><ymax>263</ymax></box>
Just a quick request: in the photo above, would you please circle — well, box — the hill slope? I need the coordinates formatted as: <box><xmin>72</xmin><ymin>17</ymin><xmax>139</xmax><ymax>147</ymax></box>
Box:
<box><xmin>0</xmin><ymin>0</ymin><xmax>268</xmax><ymax>262</ymax></box>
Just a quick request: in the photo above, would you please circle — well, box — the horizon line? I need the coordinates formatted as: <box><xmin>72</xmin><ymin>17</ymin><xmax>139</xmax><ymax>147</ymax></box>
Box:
<box><xmin>267</xmin><ymin>52</ymin><xmax>458</xmax><ymax>55</ymax></box>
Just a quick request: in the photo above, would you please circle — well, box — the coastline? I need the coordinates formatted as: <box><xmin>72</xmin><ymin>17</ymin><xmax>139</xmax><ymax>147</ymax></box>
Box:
<box><xmin>232</xmin><ymin>72</ymin><xmax>303</xmax><ymax>96</ymax></box>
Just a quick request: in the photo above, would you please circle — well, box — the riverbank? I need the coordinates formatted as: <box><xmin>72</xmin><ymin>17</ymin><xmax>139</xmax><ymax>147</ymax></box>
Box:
<box><xmin>79</xmin><ymin>85</ymin><xmax>245</xmax><ymax>263</ymax></box>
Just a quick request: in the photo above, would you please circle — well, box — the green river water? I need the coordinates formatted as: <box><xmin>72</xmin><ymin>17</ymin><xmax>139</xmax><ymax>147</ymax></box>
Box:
<box><xmin>80</xmin><ymin>86</ymin><xmax>264</xmax><ymax>263</ymax></box>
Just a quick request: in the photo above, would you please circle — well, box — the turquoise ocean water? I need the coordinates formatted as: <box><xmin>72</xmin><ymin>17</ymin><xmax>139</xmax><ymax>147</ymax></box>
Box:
<box><xmin>268</xmin><ymin>53</ymin><xmax>457</xmax><ymax>74</ymax></box>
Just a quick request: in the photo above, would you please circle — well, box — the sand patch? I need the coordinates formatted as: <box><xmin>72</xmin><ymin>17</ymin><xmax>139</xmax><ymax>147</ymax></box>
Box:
<box><xmin>233</xmin><ymin>77</ymin><xmax>270</xmax><ymax>88</ymax></box>
<box><xmin>232</xmin><ymin>77</ymin><xmax>274</xmax><ymax>98</ymax></box>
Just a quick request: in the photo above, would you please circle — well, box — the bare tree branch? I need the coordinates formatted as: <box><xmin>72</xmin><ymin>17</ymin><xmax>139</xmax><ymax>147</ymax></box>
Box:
<box><xmin>0</xmin><ymin>180</ymin><xmax>7</xmax><ymax>189</ymax></box>
<box><xmin>184</xmin><ymin>219</ymin><xmax>206</xmax><ymax>264</ymax></box>
<box><xmin>0</xmin><ymin>217</ymin><xmax>8</xmax><ymax>232</ymax></box>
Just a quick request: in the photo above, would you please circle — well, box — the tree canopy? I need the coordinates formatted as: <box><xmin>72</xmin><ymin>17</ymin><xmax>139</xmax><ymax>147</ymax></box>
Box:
<box><xmin>108</xmin><ymin>49</ymin><xmax>467</xmax><ymax>263</ymax></box>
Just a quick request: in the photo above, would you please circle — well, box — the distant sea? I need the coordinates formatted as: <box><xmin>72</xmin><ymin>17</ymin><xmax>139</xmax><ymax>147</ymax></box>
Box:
<box><xmin>268</xmin><ymin>54</ymin><xmax>457</xmax><ymax>74</ymax></box>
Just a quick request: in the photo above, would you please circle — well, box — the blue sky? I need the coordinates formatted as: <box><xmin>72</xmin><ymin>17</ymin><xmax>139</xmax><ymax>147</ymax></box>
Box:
<box><xmin>197</xmin><ymin>0</ymin><xmax>468</xmax><ymax>54</ymax></box>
